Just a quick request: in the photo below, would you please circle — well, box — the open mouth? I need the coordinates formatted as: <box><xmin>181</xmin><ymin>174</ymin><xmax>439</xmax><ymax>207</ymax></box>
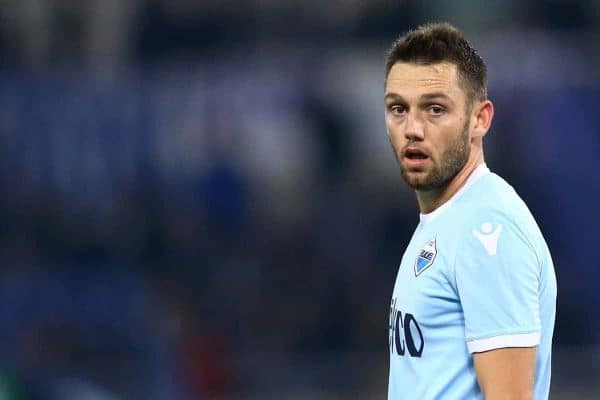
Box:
<box><xmin>404</xmin><ymin>148</ymin><xmax>429</xmax><ymax>160</ymax></box>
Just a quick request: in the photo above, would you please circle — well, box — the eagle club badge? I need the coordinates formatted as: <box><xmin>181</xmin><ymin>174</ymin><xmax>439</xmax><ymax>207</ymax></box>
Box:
<box><xmin>414</xmin><ymin>237</ymin><xmax>437</xmax><ymax>276</ymax></box>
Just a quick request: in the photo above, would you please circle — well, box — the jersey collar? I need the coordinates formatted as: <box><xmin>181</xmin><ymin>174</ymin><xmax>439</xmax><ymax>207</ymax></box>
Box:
<box><xmin>419</xmin><ymin>163</ymin><xmax>490</xmax><ymax>224</ymax></box>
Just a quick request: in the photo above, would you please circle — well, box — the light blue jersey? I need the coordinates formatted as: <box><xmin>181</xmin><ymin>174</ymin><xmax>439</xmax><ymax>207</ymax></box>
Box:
<box><xmin>388</xmin><ymin>164</ymin><xmax>557</xmax><ymax>400</ymax></box>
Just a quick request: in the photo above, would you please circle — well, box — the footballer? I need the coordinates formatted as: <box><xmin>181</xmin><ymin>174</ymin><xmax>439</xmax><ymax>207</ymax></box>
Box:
<box><xmin>384</xmin><ymin>23</ymin><xmax>556</xmax><ymax>399</ymax></box>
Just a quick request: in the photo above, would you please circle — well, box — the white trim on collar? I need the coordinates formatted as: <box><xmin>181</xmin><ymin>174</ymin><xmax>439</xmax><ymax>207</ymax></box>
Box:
<box><xmin>419</xmin><ymin>163</ymin><xmax>490</xmax><ymax>224</ymax></box>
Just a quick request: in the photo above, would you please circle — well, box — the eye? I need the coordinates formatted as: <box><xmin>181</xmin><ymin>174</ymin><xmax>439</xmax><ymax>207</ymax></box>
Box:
<box><xmin>389</xmin><ymin>104</ymin><xmax>407</xmax><ymax>116</ymax></box>
<box><xmin>428</xmin><ymin>105</ymin><xmax>445</xmax><ymax>116</ymax></box>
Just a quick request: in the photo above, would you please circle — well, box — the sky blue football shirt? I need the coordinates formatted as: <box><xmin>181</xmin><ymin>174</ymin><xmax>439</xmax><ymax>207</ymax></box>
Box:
<box><xmin>388</xmin><ymin>164</ymin><xmax>557</xmax><ymax>400</ymax></box>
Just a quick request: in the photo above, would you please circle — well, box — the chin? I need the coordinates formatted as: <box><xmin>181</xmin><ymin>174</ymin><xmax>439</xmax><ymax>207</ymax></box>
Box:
<box><xmin>402</xmin><ymin>171</ymin><xmax>432</xmax><ymax>190</ymax></box>
<box><xmin>401</xmin><ymin>170</ymin><xmax>447</xmax><ymax>191</ymax></box>
<box><xmin>406</xmin><ymin>180</ymin><xmax>437</xmax><ymax>191</ymax></box>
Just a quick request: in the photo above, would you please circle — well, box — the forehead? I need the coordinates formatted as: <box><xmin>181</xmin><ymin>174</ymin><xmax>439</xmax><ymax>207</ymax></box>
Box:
<box><xmin>385</xmin><ymin>61</ymin><xmax>463</xmax><ymax>99</ymax></box>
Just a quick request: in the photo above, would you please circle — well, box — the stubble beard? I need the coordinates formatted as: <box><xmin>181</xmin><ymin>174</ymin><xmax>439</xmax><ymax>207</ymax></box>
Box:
<box><xmin>399</xmin><ymin>121</ymin><xmax>471</xmax><ymax>192</ymax></box>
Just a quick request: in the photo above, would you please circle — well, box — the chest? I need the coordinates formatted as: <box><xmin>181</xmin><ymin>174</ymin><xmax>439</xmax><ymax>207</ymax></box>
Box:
<box><xmin>391</xmin><ymin>229</ymin><xmax>459</xmax><ymax>322</ymax></box>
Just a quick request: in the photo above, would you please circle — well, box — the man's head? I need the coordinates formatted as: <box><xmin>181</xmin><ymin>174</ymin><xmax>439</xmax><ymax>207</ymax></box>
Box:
<box><xmin>384</xmin><ymin>23</ymin><xmax>493</xmax><ymax>192</ymax></box>
<box><xmin>386</xmin><ymin>22</ymin><xmax>487</xmax><ymax>109</ymax></box>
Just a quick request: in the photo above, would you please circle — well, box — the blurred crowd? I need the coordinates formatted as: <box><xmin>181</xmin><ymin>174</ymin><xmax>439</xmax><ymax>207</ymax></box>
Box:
<box><xmin>1</xmin><ymin>0</ymin><xmax>599</xmax><ymax>67</ymax></box>
<box><xmin>0</xmin><ymin>1</ymin><xmax>599</xmax><ymax>399</ymax></box>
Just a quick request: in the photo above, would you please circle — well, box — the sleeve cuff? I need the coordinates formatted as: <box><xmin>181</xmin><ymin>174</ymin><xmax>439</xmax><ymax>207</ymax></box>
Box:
<box><xmin>466</xmin><ymin>332</ymin><xmax>540</xmax><ymax>353</ymax></box>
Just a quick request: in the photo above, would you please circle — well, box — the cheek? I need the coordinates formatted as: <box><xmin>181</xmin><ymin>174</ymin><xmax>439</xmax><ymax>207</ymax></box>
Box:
<box><xmin>386</xmin><ymin>119</ymin><xmax>403</xmax><ymax>140</ymax></box>
<box><xmin>387</xmin><ymin>128</ymin><xmax>405</xmax><ymax>150</ymax></box>
<box><xmin>385</xmin><ymin>117</ymin><xmax>393</xmax><ymax>136</ymax></box>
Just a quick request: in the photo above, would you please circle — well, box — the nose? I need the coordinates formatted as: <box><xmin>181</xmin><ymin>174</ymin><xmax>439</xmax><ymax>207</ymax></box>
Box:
<box><xmin>405</xmin><ymin>113</ymin><xmax>425</xmax><ymax>142</ymax></box>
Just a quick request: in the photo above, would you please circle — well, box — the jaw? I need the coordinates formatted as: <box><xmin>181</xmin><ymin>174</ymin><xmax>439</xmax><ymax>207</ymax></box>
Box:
<box><xmin>401</xmin><ymin>162</ymin><xmax>441</xmax><ymax>191</ymax></box>
<box><xmin>414</xmin><ymin>146</ymin><xmax>485</xmax><ymax>213</ymax></box>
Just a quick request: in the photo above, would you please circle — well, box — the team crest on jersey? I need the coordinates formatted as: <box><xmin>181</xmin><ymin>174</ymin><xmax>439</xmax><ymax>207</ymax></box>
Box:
<box><xmin>414</xmin><ymin>237</ymin><xmax>437</xmax><ymax>276</ymax></box>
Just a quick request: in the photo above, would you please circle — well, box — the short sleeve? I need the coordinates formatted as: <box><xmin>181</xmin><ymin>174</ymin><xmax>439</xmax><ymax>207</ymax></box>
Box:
<box><xmin>455</xmin><ymin>209</ymin><xmax>541</xmax><ymax>354</ymax></box>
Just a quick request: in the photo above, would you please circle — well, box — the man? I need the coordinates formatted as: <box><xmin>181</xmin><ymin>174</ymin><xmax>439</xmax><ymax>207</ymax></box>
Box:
<box><xmin>385</xmin><ymin>23</ymin><xmax>556</xmax><ymax>399</ymax></box>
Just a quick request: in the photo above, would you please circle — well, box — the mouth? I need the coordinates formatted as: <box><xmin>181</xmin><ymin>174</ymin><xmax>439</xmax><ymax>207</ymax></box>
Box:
<box><xmin>404</xmin><ymin>148</ymin><xmax>429</xmax><ymax>160</ymax></box>
<box><xmin>402</xmin><ymin>148</ymin><xmax>429</xmax><ymax>169</ymax></box>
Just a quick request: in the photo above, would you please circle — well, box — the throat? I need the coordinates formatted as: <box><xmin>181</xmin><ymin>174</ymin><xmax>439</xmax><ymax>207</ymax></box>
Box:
<box><xmin>416</xmin><ymin>187</ymin><xmax>450</xmax><ymax>214</ymax></box>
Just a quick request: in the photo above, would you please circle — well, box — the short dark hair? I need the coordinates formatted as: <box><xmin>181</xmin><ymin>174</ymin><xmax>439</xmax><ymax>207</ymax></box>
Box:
<box><xmin>386</xmin><ymin>22</ymin><xmax>487</xmax><ymax>105</ymax></box>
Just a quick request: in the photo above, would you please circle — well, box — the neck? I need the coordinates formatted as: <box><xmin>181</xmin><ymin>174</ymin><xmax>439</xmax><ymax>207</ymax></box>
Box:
<box><xmin>416</xmin><ymin>149</ymin><xmax>484</xmax><ymax>214</ymax></box>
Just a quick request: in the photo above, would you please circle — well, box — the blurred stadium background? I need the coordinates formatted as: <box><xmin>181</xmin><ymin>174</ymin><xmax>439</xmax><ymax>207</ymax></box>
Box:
<box><xmin>0</xmin><ymin>0</ymin><xmax>598</xmax><ymax>399</ymax></box>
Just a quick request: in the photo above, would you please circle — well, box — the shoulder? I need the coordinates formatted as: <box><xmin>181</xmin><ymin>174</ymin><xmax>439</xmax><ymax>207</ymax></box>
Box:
<box><xmin>459</xmin><ymin>172</ymin><xmax>537</xmax><ymax>238</ymax></box>
<box><xmin>452</xmin><ymin>172</ymin><xmax>542</xmax><ymax>269</ymax></box>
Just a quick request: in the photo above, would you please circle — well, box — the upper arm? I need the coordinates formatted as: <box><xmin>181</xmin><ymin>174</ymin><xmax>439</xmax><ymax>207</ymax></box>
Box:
<box><xmin>455</xmin><ymin>209</ymin><xmax>541</xmax><ymax>352</ymax></box>
<box><xmin>473</xmin><ymin>347</ymin><xmax>536</xmax><ymax>400</ymax></box>
<box><xmin>454</xmin><ymin>209</ymin><xmax>542</xmax><ymax>396</ymax></box>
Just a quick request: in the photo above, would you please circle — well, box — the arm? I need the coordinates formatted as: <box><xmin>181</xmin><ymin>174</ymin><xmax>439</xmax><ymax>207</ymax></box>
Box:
<box><xmin>473</xmin><ymin>347</ymin><xmax>536</xmax><ymax>400</ymax></box>
<box><xmin>454</xmin><ymin>210</ymin><xmax>543</xmax><ymax>399</ymax></box>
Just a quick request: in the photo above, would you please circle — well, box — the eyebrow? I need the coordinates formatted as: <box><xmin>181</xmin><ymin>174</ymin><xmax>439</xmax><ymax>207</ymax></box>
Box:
<box><xmin>384</xmin><ymin>92</ymin><xmax>453</xmax><ymax>103</ymax></box>
<box><xmin>420</xmin><ymin>92</ymin><xmax>452</xmax><ymax>102</ymax></box>
<box><xmin>384</xmin><ymin>93</ymin><xmax>404</xmax><ymax>102</ymax></box>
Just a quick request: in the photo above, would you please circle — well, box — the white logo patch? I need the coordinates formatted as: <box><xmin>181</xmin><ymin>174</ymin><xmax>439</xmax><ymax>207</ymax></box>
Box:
<box><xmin>472</xmin><ymin>222</ymin><xmax>502</xmax><ymax>255</ymax></box>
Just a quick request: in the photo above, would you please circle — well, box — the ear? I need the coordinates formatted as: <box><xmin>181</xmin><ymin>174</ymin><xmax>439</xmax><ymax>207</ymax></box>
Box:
<box><xmin>471</xmin><ymin>100</ymin><xmax>494</xmax><ymax>139</ymax></box>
